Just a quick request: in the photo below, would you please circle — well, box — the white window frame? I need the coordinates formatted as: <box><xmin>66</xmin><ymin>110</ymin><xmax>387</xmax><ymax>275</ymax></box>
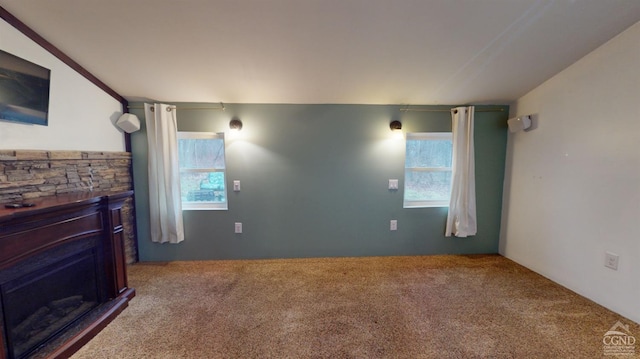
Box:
<box><xmin>178</xmin><ymin>131</ymin><xmax>228</xmax><ymax>211</ymax></box>
<box><xmin>403</xmin><ymin>132</ymin><xmax>453</xmax><ymax>208</ymax></box>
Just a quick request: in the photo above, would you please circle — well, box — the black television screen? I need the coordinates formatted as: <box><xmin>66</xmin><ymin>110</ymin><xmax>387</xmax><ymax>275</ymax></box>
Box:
<box><xmin>0</xmin><ymin>49</ymin><xmax>51</xmax><ymax>126</ymax></box>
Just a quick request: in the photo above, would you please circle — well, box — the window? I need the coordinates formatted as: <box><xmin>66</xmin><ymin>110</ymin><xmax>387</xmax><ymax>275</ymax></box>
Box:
<box><xmin>178</xmin><ymin>132</ymin><xmax>227</xmax><ymax>210</ymax></box>
<box><xmin>404</xmin><ymin>132</ymin><xmax>453</xmax><ymax>208</ymax></box>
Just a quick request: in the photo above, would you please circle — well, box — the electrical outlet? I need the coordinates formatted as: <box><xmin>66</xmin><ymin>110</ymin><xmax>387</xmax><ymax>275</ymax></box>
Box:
<box><xmin>605</xmin><ymin>252</ymin><xmax>619</xmax><ymax>270</ymax></box>
<box><xmin>234</xmin><ymin>222</ymin><xmax>242</xmax><ymax>234</ymax></box>
<box><xmin>390</xmin><ymin>220</ymin><xmax>397</xmax><ymax>231</ymax></box>
<box><xmin>388</xmin><ymin>179</ymin><xmax>399</xmax><ymax>190</ymax></box>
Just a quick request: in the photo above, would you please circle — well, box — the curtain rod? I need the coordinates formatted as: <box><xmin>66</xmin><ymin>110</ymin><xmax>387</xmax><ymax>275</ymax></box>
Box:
<box><xmin>127</xmin><ymin>104</ymin><xmax>502</xmax><ymax>113</ymax></box>
<box><xmin>400</xmin><ymin>107</ymin><xmax>504</xmax><ymax>113</ymax></box>
<box><xmin>127</xmin><ymin>103</ymin><xmax>225</xmax><ymax>111</ymax></box>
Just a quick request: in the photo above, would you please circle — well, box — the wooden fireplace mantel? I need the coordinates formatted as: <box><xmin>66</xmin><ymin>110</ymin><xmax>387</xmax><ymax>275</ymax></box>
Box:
<box><xmin>0</xmin><ymin>191</ymin><xmax>136</xmax><ymax>359</ymax></box>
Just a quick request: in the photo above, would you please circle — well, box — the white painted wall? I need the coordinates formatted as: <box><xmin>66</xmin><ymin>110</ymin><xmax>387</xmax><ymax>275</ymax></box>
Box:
<box><xmin>501</xmin><ymin>21</ymin><xmax>640</xmax><ymax>324</ymax></box>
<box><xmin>0</xmin><ymin>18</ymin><xmax>125</xmax><ymax>151</ymax></box>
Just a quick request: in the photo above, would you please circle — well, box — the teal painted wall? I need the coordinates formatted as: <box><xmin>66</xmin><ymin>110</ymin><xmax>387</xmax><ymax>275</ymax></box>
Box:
<box><xmin>130</xmin><ymin>103</ymin><xmax>508</xmax><ymax>261</ymax></box>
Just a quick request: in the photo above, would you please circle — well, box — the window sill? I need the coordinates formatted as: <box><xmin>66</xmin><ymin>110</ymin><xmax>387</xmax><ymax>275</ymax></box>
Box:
<box><xmin>403</xmin><ymin>201</ymin><xmax>449</xmax><ymax>208</ymax></box>
<box><xmin>182</xmin><ymin>204</ymin><xmax>228</xmax><ymax>211</ymax></box>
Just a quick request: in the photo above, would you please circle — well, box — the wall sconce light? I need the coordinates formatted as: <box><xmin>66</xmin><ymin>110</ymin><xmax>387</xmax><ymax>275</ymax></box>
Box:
<box><xmin>229</xmin><ymin>117</ymin><xmax>243</xmax><ymax>131</ymax></box>
<box><xmin>115</xmin><ymin>113</ymin><xmax>140</xmax><ymax>133</ymax></box>
<box><xmin>389</xmin><ymin>120</ymin><xmax>402</xmax><ymax>132</ymax></box>
<box><xmin>507</xmin><ymin>115</ymin><xmax>532</xmax><ymax>133</ymax></box>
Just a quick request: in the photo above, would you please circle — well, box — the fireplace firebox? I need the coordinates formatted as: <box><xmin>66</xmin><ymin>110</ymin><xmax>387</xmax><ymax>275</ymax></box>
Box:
<box><xmin>0</xmin><ymin>192</ymin><xmax>135</xmax><ymax>359</ymax></box>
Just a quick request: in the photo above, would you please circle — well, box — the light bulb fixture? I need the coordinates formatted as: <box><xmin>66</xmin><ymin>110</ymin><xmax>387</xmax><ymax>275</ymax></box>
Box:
<box><xmin>389</xmin><ymin>120</ymin><xmax>402</xmax><ymax>132</ymax></box>
<box><xmin>229</xmin><ymin>117</ymin><xmax>243</xmax><ymax>131</ymax></box>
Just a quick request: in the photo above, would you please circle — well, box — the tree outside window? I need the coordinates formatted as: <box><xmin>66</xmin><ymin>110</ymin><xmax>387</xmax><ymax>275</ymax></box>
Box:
<box><xmin>404</xmin><ymin>132</ymin><xmax>452</xmax><ymax>208</ymax></box>
<box><xmin>178</xmin><ymin>132</ymin><xmax>228</xmax><ymax>210</ymax></box>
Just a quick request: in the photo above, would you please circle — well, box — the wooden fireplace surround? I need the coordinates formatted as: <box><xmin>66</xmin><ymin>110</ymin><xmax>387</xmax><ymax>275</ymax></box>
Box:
<box><xmin>0</xmin><ymin>191</ymin><xmax>136</xmax><ymax>359</ymax></box>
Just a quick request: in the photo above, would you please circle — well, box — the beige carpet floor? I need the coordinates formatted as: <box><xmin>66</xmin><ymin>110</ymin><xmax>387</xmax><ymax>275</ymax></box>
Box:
<box><xmin>71</xmin><ymin>255</ymin><xmax>639</xmax><ymax>358</ymax></box>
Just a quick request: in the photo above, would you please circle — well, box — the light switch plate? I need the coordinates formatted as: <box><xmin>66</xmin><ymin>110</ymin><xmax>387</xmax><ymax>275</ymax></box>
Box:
<box><xmin>233</xmin><ymin>180</ymin><xmax>241</xmax><ymax>192</ymax></box>
<box><xmin>234</xmin><ymin>222</ymin><xmax>242</xmax><ymax>234</ymax></box>
<box><xmin>389</xmin><ymin>179</ymin><xmax>399</xmax><ymax>190</ymax></box>
<box><xmin>390</xmin><ymin>220</ymin><xmax>397</xmax><ymax>231</ymax></box>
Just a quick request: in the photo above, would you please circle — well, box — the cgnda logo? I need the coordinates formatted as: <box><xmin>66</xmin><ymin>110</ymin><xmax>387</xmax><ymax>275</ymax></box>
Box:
<box><xmin>603</xmin><ymin>321</ymin><xmax>636</xmax><ymax>356</ymax></box>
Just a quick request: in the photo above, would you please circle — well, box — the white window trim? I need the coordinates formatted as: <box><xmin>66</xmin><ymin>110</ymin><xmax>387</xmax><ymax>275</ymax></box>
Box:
<box><xmin>406</xmin><ymin>132</ymin><xmax>452</xmax><ymax>141</ymax></box>
<box><xmin>178</xmin><ymin>131</ymin><xmax>228</xmax><ymax>211</ymax></box>
<box><xmin>403</xmin><ymin>132</ymin><xmax>452</xmax><ymax>208</ymax></box>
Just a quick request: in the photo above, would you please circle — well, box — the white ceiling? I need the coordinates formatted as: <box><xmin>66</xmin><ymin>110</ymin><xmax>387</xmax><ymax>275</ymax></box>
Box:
<box><xmin>2</xmin><ymin>0</ymin><xmax>639</xmax><ymax>105</ymax></box>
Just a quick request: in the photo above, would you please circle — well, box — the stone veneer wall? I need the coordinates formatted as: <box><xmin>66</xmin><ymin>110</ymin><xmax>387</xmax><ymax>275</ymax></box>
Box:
<box><xmin>0</xmin><ymin>150</ymin><xmax>137</xmax><ymax>264</ymax></box>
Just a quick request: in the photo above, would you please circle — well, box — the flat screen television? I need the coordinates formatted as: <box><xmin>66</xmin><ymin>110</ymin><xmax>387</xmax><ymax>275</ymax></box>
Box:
<box><xmin>0</xmin><ymin>49</ymin><xmax>50</xmax><ymax>126</ymax></box>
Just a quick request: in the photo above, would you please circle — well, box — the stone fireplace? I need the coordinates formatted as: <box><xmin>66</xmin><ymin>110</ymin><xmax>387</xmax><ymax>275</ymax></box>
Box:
<box><xmin>1</xmin><ymin>237</ymin><xmax>104</xmax><ymax>359</ymax></box>
<box><xmin>0</xmin><ymin>191</ymin><xmax>134</xmax><ymax>359</ymax></box>
<box><xmin>0</xmin><ymin>150</ymin><xmax>136</xmax><ymax>264</ymax></box>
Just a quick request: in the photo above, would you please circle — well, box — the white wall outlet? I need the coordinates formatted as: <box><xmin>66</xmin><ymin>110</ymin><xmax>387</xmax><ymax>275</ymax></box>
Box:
<box><xmin>390</xmin><ymin>220</ymin><xmax>397</xmax><ymax>231</ymax></box>
<box><xmin>233</xmin><ymin>180</ymin><xmax>241</xmax><ymax>192</ymax></box>
<box><xmin>388</xmin><ymin>179</ymin><xmax>399</xmax><ymax>190</ymax></box>
<box><xmin>234</xmin><ymin>222</ymin><xmax>242</xmax><ymax>234</ymax></box>
<box><xmin>605</xmin><ymin>252</ymin><xmax>619</xmax><ymax>270</ymax></box>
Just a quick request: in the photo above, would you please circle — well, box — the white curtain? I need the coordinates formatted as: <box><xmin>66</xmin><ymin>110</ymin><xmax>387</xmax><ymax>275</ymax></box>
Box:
<box><xmin>445</xmin><ymin>106</ymin><xmax>477</xmax><ymax>237</ymax></box>
<box><xmin>145</xmin><ymin>103</ymin><xmax>184</xmax><ymax>244</ymax></box>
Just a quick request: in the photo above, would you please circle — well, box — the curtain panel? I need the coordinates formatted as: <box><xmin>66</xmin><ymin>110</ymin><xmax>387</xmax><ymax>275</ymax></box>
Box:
<box><xmin>445</xmin><ymin>106</ymin><xmax>477</xmax><ymax>237</ymax></box>
<box><xmin>145</xmin><ymin>103</ymin><xmax>184</xmax><ymax>244</ymax></box>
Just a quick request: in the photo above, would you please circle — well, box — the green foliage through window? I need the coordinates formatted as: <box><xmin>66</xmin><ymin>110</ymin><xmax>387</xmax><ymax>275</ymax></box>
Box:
<box><xmin>178</xmin><ymin>132</ymin><xmax>228</xmax><ymax>210</ymax></box>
